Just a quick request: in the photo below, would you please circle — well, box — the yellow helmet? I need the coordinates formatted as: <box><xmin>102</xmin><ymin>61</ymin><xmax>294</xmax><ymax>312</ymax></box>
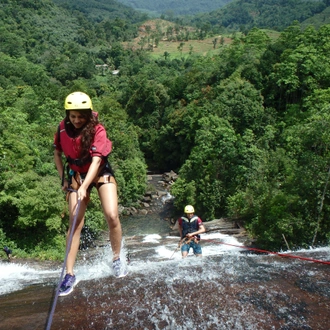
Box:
<box><xmin>184</xmin><ymin>205</ymin><xmax>195</xmax><ymax>213</ymax></box>
<box><xmin>64</xmin><ymin>92</ymin><xmax>93</xmax><ymax>110</ymax></box>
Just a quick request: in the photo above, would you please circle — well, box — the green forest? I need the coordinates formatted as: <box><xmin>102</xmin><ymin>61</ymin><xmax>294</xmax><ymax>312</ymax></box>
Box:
<box><xmin>1</xmin><ymin>0</ymin><xmax>330</xmax><ymax>259</ymax></box>
<box><xmin>114</xmin><ymin>0</ymin><xmax>233</xmax><ymax>16</ymax></box>
<box><xmin>191</xmin><ymin>0</ymin><xmax>329</xmax><ymax>31</ymax></box>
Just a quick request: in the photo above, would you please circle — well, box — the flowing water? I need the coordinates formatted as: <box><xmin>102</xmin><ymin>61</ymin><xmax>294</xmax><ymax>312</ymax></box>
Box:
<box><xmin>1</xmin><ymin>182</ymin><xmax>330</xmax><ymax>329</ymax></box>
<box><xmin>1</xmin><ymin>229</ymin><xmax>330</xmax><ymax>330</ymax></box>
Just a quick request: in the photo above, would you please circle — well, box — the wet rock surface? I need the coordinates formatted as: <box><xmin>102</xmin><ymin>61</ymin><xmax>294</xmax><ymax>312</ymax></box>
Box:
<box><xmin>1</xmin><ymin>248</ymin><xmax>330</xmax><ymax>330</ymax></box>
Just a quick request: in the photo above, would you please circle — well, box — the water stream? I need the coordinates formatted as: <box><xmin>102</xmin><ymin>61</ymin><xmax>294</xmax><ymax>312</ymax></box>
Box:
<box><xmin>1</xmin><ymin>228</ymin><xmax>329</xmax><ymax>330</ymax></box>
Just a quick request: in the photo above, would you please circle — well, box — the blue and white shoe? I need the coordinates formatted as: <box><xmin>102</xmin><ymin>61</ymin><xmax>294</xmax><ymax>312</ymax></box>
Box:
<box><xmin>59</xmin><ymin>274</ymin><xmax>76</xmax><ymax>296</ymax></box>
<box><xmin>113</xmin><ymin>258</ymin><xmax>128</xmax><ymax>278</ymax></box>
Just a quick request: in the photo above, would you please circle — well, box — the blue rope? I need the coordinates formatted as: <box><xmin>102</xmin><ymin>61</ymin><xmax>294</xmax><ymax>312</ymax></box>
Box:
<box><xmin>46</xmin><ymin>198</ymin><xmax>82</xmax><ymax>330</ymax></box>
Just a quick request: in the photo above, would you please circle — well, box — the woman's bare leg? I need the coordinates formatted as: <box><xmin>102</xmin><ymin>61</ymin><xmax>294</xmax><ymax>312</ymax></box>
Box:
<box><xmin>98</xmin><ymin>182</ymin><xmax>122</xmax><ymax>260</ymax></box>
<box><xmin>66</xmin><ymin>192</ymin><xmax>87</xmax><ymax>275</ymax></box>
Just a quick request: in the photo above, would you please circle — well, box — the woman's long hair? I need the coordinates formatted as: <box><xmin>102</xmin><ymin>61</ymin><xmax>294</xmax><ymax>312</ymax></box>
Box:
<box><xmin>65</xmin><ymin>110</ymin><xmax>99</xmax><ymax>161</ymax></box>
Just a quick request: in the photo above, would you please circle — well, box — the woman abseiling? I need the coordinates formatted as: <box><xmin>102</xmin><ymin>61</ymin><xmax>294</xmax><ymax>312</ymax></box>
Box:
<box><xmin>53</xmin><ymin>91</ymin><xmax>128</xmax><ymax>296</ymax></box>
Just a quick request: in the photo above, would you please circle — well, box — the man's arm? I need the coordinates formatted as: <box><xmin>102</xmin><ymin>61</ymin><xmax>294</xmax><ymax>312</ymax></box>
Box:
<box><xmin>186</xmin><ymin>222</ymin><xmax>206</xmax><ymax>238</ymax></box>
<box><xmin>178</xmin><ymin>222</ymin><xmax>183</xmax><ymax>238</ymax></box>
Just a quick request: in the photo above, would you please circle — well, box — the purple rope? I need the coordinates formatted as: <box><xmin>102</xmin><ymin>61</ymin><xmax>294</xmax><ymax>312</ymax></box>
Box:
<box><xmin>46</xmin><ymin>198</ymin><xmax>82</xmax><ymax>330</ymax></box>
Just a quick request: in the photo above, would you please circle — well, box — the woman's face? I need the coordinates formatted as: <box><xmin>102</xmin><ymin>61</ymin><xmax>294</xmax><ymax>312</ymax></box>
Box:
<box><xmin>69</xmin><ymin>111</ymin><xmax>88</xmax><ymax>129</ymax></box>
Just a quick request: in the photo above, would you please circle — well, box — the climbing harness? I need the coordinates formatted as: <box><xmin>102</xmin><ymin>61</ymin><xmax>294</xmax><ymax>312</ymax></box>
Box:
<box><xmin>46</xmin><ymin>198</ymin><xmax>82</xmax><ymax>330</ymax></box>
<box><xmin>169</xmin><ymin>236</ymin><xmax>195</xmax><ymax>259</ymax></box>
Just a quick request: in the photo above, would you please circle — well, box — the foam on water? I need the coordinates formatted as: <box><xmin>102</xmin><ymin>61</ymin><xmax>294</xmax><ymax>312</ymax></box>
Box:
<box><xmin>1</xmin><ymin>232</ymin><xmax>329</xmax><ymax>297</ymax></box>
<box><xmin>143</xmin><ymin>234</ymin><xmax>162</xmax><ymax>243</ymax></box>
<box><xmin>0</xmin><ymin>262</ymin><xmax>58</xmax><ymax>295</ymax></box>
<box><xmin>73</xmin><ymin>244</ymin><xmax>130</xmax><ymax>283</ymax></box>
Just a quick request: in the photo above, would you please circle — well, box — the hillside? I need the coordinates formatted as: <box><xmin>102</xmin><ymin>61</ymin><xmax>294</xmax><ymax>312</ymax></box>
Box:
<box><xmin>115</xmin><ymin>0</ymin><xmax>234</xmax><ymax>16</ymax></box>
<box><xmin>191</xmin><ymin>0</ymin><xmax>328</xmax><ymax>31</ymax></box>
<box><xmin>1</xmin><ymin>0</ymin><xmax>330</xmax><ymax>256</ymax></box>
<box><xmin>123</xmin><ymin>18</ymin><xmax>231</xmax><ymax>55</ymax></box>
<box><xmin>123</xmin><ymin>18</ymin><xmax>283</xmax><ymax>58</ymax></box>
<box><xmin>301</xmin><ymin>6</ymin><xmax>330</xmax><ymax>29</ymax></box>
<box><xmin>52</xmin><ymin>0</ymin><xmax>147</xmax><ymax>22</ymax></box>
<box><xmin>52</xmin><ymin>0</ymin><xmax>330</xmax><ymax>33</ymax></box>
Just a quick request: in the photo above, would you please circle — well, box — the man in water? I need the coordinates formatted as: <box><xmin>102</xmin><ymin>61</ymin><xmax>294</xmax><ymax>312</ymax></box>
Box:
<box><xmin>177</xmin><ymin>205</ymin><xmax>205</xmax><ymax>258</ymax></box>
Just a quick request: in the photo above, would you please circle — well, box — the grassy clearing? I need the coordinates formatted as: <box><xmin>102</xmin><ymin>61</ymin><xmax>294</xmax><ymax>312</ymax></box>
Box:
<box><xmin>123</xmin><ymin>19</ymin><xmax>281</xmax><ymax>59</ymax></box>
<box><xmin>149</xmin><ymin>37</ymin><xmax>231</xmax><ymax>58</ymax></box>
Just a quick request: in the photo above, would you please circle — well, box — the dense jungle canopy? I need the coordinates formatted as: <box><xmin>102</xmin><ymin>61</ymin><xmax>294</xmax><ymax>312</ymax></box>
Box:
<box><xmin>1</xmin><ymin>0</ymin><xmax>330</xmax><ymax>259</ymax></box>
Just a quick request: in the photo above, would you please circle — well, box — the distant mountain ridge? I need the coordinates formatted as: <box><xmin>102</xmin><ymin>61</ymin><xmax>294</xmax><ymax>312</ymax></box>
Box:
<box><xmin>51</xmin><ymin>0</ymin><xmax>330</xmax><ymax>32</ymax></box>
<box><xmin>300</xmin><ymin>5</ymin><xmax>330</xmax><ymax>29</ymax></box>
<box><xmin>52</xmin><ymin>0</ymin><xmax>147</xmax><ymax>22</ymax></box>
<box><xmin>115</xmin><ymin>0</ymin><xmax>329</xmax><ymax>31</ymax></box>
<box><xmin>190</xmin><ymin>0</ymin><xmax>329</xmax><ymax>31</ymax></box>
<box><xmin>115</xmin><ymin>0</ymin><xmax>234</xmax><ymax>16</ymax></box>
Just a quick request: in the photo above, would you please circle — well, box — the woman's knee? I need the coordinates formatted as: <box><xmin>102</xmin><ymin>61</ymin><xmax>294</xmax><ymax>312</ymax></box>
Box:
<box><xmin>105</xmin><ymin>213</ymin><xmax>120</xmax><ymax>229</ymax></box>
